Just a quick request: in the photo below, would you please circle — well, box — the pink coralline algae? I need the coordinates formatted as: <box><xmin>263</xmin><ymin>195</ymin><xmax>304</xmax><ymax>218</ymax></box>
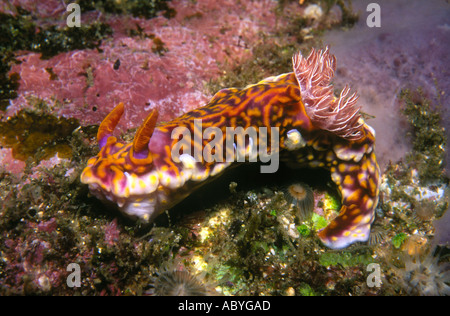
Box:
<box><xmin>104</xmin><ymin>219</ymin><xmax>121</xmax><ymax>246</ymax></box>
<box><xmin>1</xmin><ymin>0</ymin><xmax>449</xmax><ymax>296</ymax></box>
<box><xmin>2</xmin><ymin>0</ymin><xmax>66</xmax><ymax>19</ymax></box>
<box><xmin>0</xmin><ymin>1</ymin><xmax>303</xmax><ymax>294</ymax></box>
<box><xmin>2</xmin><ymin>235</ymin><xmax>64</xmax><ymax>293</ymax></box>
<box><xmin>5</xmin><ymin>0</ymin><xmax>284</xmax><ymax>129</ymax></box>
<box><xmin>1</xmin><ymin>0</ymin><xmax>289</xmax><ymax>176</ymax></box>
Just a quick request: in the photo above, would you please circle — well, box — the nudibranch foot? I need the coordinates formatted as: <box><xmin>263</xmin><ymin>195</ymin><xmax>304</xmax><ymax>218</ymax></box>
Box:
<box><xmin>318</xmin><ymin>151</ymin><xmax>380</xmax><ymax>249</ymax></box>
<box><xmin>81</xmin><ymin>47</ymin><xmax>380</xmax><ymax>249</ymax></box>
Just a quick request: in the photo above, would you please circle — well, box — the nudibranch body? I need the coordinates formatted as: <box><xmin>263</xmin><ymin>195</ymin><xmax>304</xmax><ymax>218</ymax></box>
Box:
<box><xmin>81</xmin><ymin>48</ymin><xmax>380</xmax><ymax>249</ymax></box>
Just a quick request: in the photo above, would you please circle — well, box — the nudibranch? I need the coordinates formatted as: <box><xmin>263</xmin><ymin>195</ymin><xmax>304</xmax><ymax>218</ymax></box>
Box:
<box><xmin>81</xmin><ymin>48</ymin><xmax>380</xmax><ymax>249</ymax></box>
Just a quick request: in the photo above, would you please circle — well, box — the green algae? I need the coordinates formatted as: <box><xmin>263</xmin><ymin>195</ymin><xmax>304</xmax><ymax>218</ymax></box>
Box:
<box><xmin>311</xmin><ymin>213</ymin><xmax>328</xmax><ymax>231</ymax></box>
<box><xmin>319</xmin><ymin>251</ymin><xmax>374</xmax><ymax>268</ymax></box>
<box><xmin>164</xmin><ymin>179</ymin><xmax>380</xmax><ymax>295</ymax></box>
<box><xmin>298</xmin><ymin>283</ymin><xmax>316</xmax><ymax>296</ymax></box>
<box><xmin>391</xmin><ymin>233</ymin><xmax>408</xmax><ymax>249</ymax></box>
<box><xmin>76</xmin><ymin>0</ymin><xmax>175</xmax><ymax>19</ymax></box>
<box><xmin>0</xmin><ymin>11</ymin><xmax>112</xmax><ymax>59</ymax></box>
<box><xmin>206</xmin><ymin>41</ymin><xmax>301</xmax><ymax>94</ymax></box>
<box><xmin>297</xmin><ymin>223</ymin><xmax>310</xmax><ymax>237</ymax></box>
<box><xmin>321</xmin><ymin>192</ymin><xmax>341</xmax><ymax>211</ymax></box>
<box><xmin>400</xmin><ymin>88</ymin><xmax>446</xmax><ymax>185</ymax></box>
<box><xmin>0</xmin><ymin>72</ymin><xmax>19</xmax><ymax>112</ymax></box>
<box><xmin>0</xmin><ymin>108</ymin><xmax>80</xmax><ymax>163</ymax></box>
<box><xmin>333</xmin><ymin>0</ymin><xmax>359</xmax><ymax>27</ymax></box>
<box><xmin>381</xmin><ymin>88</ymin><xmax>447</xmax><ymax>231</ymax></box>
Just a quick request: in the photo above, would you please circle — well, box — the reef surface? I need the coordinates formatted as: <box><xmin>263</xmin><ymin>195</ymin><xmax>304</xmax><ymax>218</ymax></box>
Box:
<box><xmin>0</xmin><ymin>0</ymin><xmax>449</xmax><ymax>296</ymax></box>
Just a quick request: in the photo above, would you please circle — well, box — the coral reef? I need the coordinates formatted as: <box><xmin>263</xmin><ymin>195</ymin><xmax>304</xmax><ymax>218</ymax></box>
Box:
<box><xmin>0</xmin><ymin>10</ymin><xmax>111</xmax><ymax>111</ymax></box>
<box><xmin>3</xmin><ymin>0</ymin><xmax>289</xmax><ymax>127</ymax></box>
<box><xmin>0</xmin><ymin>0</ymin><xmax>448</xmax><ymax>296</ymax></box>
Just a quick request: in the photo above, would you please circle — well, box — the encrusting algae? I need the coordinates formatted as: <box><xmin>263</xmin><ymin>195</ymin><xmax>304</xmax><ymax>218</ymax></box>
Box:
<box><xmin>1</xmin><ymin>1</ymin><xmax>449</xmax><ymax>296</ymax></box>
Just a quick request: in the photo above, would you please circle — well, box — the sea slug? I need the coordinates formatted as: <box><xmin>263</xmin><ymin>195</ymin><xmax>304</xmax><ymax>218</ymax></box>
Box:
<box><xmin>81</xmin><ymin>48</ymin><xmax>380</xmax><ymax>249</ymax></box>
